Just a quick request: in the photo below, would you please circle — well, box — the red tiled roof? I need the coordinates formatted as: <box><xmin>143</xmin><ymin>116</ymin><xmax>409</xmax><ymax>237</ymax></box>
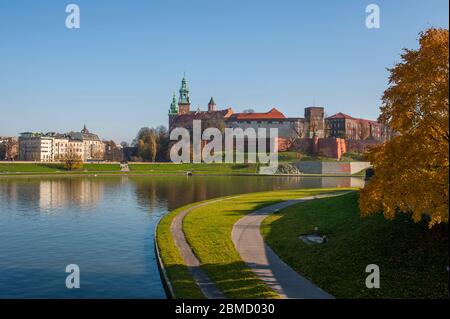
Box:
<box><xmin>229</xmin><ymin>108</ymin><xmax>286</xmax><ymax>121</ymax></box>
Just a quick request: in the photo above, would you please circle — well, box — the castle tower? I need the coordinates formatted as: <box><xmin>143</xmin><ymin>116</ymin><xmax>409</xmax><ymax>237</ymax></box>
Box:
<box><xmin>178</xmin><ymin>75</ymin><xmax>190</xmax><ymax>114</ymax></box>
<box><xmin>168</xmin><ymin>92</ymin><xmax>178</xmax><ymax>114</ymax></box>
<box><xmin>304</xmin><ymin>107</ymin><xmax>325</xmax><ymax>138</ymax></box>
<box><xmin>208</xmin><ymin>97</ymin><xmax>217</xmax><ymax>112</ymax></box>
<box><xmin>168</xmin><ymin>93</ymin><xmax>178</xmax><ymax>130</ymax></box>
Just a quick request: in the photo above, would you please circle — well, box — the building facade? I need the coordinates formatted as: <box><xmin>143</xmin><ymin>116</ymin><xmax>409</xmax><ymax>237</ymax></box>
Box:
<box><xmin>19</xmin><ymin>126</ymin><xmax>105</xmax><ymax>162</ymax></box>
<box><xmin>168</xmin><ymin>76</ymin><xmax>385</xmax><ymax>143</ymax></box>
<box><xmin>67</xmin><ymin>125</ymin><xmax>105</xmax><ymax>161</ymax></box>
<box><xmin>325</xmin><ymin>112</ymin><xmax>383</xmax><ymax>140</ymax></box>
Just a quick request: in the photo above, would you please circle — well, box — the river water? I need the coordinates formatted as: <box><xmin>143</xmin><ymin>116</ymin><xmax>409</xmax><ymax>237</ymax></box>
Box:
<box><xmin>0</xmin><ymin>175</ymin><xmax>364</xmax><ymax>298</ymax></box>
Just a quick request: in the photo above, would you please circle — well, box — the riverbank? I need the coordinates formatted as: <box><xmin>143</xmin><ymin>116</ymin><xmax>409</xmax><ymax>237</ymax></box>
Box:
<box><xmin>0</xmin><ymin>162</ymin><xmax>366</xmax><ymax>177</ymax></box>
<box><xmin>262</xmin><ymin>192</ymin><xmax>449</xmax><ymax>298</ymax></box>
<box><xmin>156</xmin><ymin>188</ymin><xmax>354</xmax><ymax>299</ymax></box>
<box><xmin>156</xmin><ymin>189</ymin><xmax>448</xmax><ymax>299</ymax></box>
<box><xmin>0</xmin><ymin>162</ymin><xmax>257</xmax><ymax>176</ymax></box>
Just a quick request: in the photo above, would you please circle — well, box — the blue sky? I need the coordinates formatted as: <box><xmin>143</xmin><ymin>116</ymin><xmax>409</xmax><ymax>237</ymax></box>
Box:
<box><xmin>0</xmin><ymin>0</ymin><xmax>448</xmax><ymax>143</ymax></box>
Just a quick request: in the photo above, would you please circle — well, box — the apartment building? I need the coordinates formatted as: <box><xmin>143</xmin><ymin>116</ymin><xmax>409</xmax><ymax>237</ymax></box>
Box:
<box><xmin>18</xmin><ymin>126</ymin><xmax>104</xmax><ymax>162</ymax></box>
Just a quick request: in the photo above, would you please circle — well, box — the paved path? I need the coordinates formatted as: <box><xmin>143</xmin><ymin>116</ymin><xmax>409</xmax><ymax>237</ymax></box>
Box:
<box><xmin>171</xmin><ymin>198</ymin><xmax>236</xmax><ymax>299</ymax></box>
<box><xmin>232</xmin><ymin>192</ymin><xmax>350</xmax><ymax>299</ymax></box>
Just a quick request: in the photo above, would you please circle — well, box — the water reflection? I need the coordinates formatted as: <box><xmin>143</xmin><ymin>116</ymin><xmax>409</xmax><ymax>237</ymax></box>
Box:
<box><xmin>0</xmin><ymin>178</ymin><xmax>104</xmax><ymax>213</ymax></box>
<box><xmin>0</xmin><ymin>175</ymin><xmax>364</xmax><ymax>298</ymax></box>
<box><xmin>132</xmin><ymin>175</ymin><xmax>365</xmax><ymax>212</ymax></box>
<box><xmin>0</xmin><ymin>176</ymin><xmax>365</xmax><ymax>215</ymax></box>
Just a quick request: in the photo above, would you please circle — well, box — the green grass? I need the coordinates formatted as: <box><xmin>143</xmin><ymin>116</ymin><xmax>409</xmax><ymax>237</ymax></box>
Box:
<box><xmin>0</xmin><ymin>163</ymin><xmax>121</xmax><ymax>174</ymax></box>
<box><xmin>181</xmin><ymin>188</ymin><xmax>353</xmax><ymax>298</ymax></box>
<box><xmin>0</xmin><ymin>162</ymin><xmax>257</xmax><ymax>175</ymax></box>
<box><xmin>277</xmin><ymin>152</ymin><xmax>300</xmax><ymax>162</ymax></box>
<box><xmin>156</xmin><ymin>203</ymin><xmax>206</xmax><ymax>299</ymax></box>
<box><xmin>341</xmin><ymin>152</ymin><xmax>365</xmax><ymax>161</ymax></box>
<box><xmin>296</xmin><ymin>155</ymin><xmax>364</xmax><ymax>162</ymax></box>
<box><xmin>82</xmin><ymin>163</ymin><xmax>121</xmax><ymax>171</ymax></box>
<box><xmin>0</xmin><ymin>163</ymin><xmax>66</xmax><ymax>173</ymax></box>
<box><xmin>261</xmin><ymin>192</ymin><xmax>449</xmax><ymax>298</ymax></box>
<box><xmin>128</xmin><ymin>163</ymin><xmax>257</xmax><ymax>174</ymax></box>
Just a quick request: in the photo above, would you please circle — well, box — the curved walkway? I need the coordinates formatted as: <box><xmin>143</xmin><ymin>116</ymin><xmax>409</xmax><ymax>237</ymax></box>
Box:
<box><xmin>171</xmin><ymin>198</ymin><xmax>238</xmax><ymax>299</ymax></box>
<box><xmin>232</xmin><ymin>192</ymin><xmax>350</xmax><ymax>299</ymax></box>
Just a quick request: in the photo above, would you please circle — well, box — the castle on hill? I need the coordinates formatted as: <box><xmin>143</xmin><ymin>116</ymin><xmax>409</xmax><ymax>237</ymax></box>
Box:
<box><xmin>168</xmin><ymin>76</ymin><xmax>388</xmax><ymax>157</ymax></box>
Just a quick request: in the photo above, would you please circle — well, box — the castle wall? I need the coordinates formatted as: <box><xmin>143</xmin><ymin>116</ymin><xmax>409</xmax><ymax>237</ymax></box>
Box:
<box><xmin>225</xmin><ymin>119</ymin><xmax>304</xmax><ymax>139</ymax></box>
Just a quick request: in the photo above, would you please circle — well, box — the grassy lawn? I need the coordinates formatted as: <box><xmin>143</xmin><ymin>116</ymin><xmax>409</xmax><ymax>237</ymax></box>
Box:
<box><xmin>156</xmin><ymin>203</ymin><xmax>205</xmax><ymax>299</ymax></box>
<box><xmin>83</xmin><ymin>163</ymin><xmax>121</xmax><ymax>171</ymax></box>
<box><xmin>0</xmin><ymin>163</ymin><xmax>121</xmax><ymax>174</ymax></box>
<box><xmin>128</xmin><ymin>163</ymin><xmax>257</xmax><ymax>174</ymax></box>
<box><xmin>261</xmin><ymin>192</ymin><xmax>449</xmax><ymax>298</ymax></box>
<box><xmin>181</xmin><ymin>188</ymin><xmax>352</xmax><ymax>298</ymax></box>
<box><xmin>277</xmin><ymin>152</ymin><xmax>365</xmax><ymax>163</ymax></box>
<box><xmin>0</xmin><ymin>162</ymin><xmax>257</xmax><ymax>175</ymax></box>
<box><xmin>1</xmin><ymin>160</ymin><xmax>368</xmax><ymax>176</ymax></box>
<box><xmin>0</xmin><ymin>163</ymin><xmax>66</xmax><ymax>173</ymax></box>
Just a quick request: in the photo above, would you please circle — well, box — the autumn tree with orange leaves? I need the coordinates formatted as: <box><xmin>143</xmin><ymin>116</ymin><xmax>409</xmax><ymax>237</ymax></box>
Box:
<box><xmin>359</xmin><ymin>28</ymin><xmax>449</xmax><ymax>227</ymax></box>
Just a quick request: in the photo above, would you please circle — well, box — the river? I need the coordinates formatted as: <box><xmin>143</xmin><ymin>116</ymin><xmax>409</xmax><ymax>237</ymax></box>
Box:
<box><xmin>0</xmin><ymin>175</ymin><xmax>364</xmax><ymax>298</ymax></box>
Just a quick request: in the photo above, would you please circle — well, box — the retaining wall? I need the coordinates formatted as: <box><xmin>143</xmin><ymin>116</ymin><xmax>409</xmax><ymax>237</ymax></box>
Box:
<box><xmin>292</xmin><ymin>161</ymin><xmax>372</xmax><ymax>175</ymax></box>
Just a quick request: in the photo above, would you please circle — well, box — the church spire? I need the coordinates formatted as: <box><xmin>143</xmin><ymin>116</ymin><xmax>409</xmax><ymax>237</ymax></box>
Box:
<box><xmin>178</xmin><ymin>74</ymin><xmax>191</xmax><ymax>114</ymax></box>
<box><xmin>81</xmin><ymin>124</ymin><xmax>89</xmax><ymax>134</ymax></box>
<box><xmin>169</xmin><ymin>92</ymin><xmax>178</xmax><ymax>114</ymax></box>
<box><xmin>179</xmin><ymin>75</ymin><xmax>190</xmax><ymax>104</ymax></box>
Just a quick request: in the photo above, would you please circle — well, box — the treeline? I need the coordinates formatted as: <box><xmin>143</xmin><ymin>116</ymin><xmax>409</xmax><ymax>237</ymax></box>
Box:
<box><xmin>131</xmin><ymin>126</ymin><xmax>170</xmax><ymax>162</ymax></box>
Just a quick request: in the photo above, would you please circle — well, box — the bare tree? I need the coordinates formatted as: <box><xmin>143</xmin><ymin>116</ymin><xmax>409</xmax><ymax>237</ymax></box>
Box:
<box><xmin>104</xmin><ymin>140</ymin><xmax>124</xmax><ymax>162</ymax></box>
<box><xmin>91</xmin><ymin>148</ymin><xmax>105</xmax><ymax>161</ymax></box>
<box><xmin>62</xmin><ymin>152</ymin><xmax>83</xmax><ymax>171</ymax></box>
<box><xmin>288</xmin><ymin>121</ymin><xmax>305</xmax><ymax>158</ymax></box>
<box><xmin>2</xmin><ymin>138</ymin><xmax>18</xmax><ymax>161</ymax></box>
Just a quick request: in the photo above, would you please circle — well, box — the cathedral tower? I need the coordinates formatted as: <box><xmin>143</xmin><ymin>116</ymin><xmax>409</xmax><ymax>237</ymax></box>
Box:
<box><xmin>178</xmin><ymin>75</ymin><xmax>190</xmax><ymax>114</ymax></box>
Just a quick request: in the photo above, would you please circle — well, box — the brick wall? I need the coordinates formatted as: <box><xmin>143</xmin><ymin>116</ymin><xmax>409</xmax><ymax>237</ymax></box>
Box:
<box><xmin>291</xmin><ymin>137</ymin><xmax>347</xmax><ymax>159</ymax></box>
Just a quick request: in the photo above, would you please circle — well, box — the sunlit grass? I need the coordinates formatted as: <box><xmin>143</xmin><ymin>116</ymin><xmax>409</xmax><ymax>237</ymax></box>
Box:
<box><xmin>156</xmin><ymin>202</ymin><xmax>206</xmax><ymax>299</ymax></box>
<box><xmin>261</xmin><ymin>192</ymin><xmax>449</xmax><ymax>298</ymax></box>
<box><xmin>182</xmin><ymin>188</ymin><xmax>352</xmax><ymax>298</ymax></box>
